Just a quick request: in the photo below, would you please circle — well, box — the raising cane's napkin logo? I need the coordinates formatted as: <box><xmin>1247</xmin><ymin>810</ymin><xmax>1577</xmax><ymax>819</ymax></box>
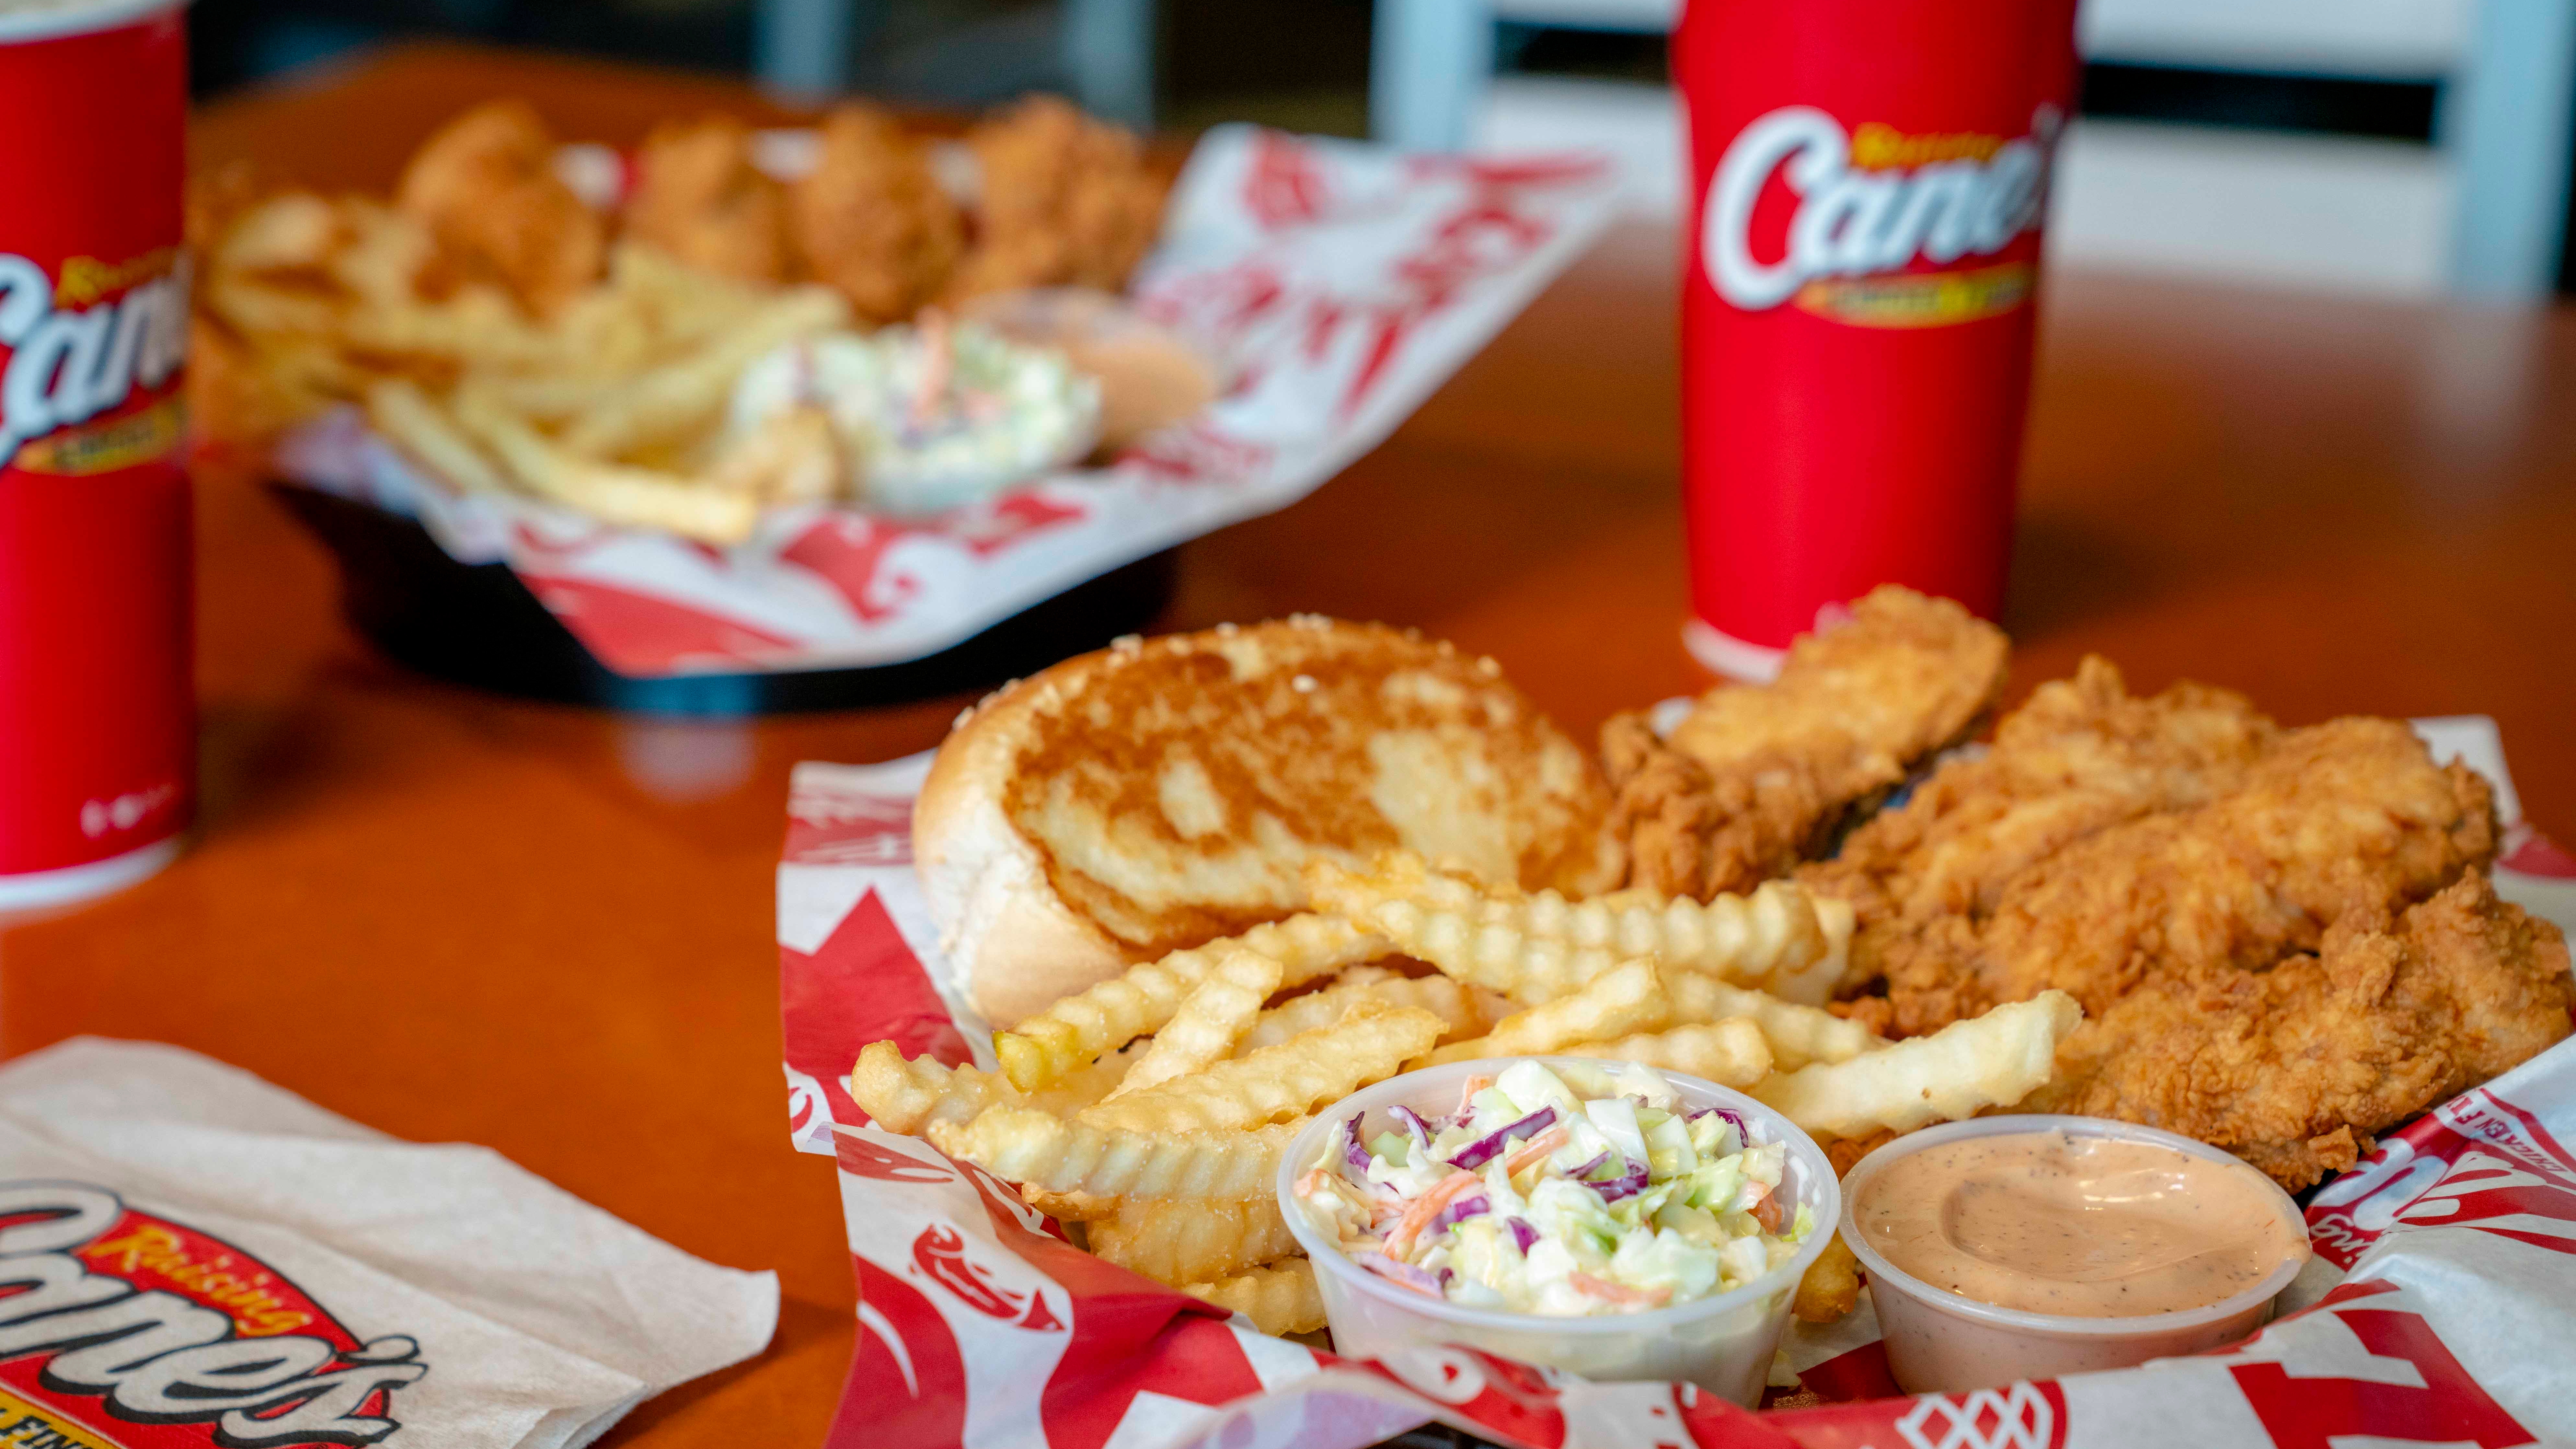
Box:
<box><xmin>0</xmin><ymin>251</ymin><xmax>190</xmax><ymax>474</ymax></box>
<box><xmin>0</xmin><ymin>1182</ymin><xmax>423</xmax><ymax>1448</ymax></box>
<box><xmin>1702</xmin><ymin>105</ymin><xmax>2061</xmax><ymax>327</ymax></box>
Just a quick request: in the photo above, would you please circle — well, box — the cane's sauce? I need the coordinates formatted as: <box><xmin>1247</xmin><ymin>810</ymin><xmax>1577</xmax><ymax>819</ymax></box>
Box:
<box><xmin>1852</xmin><ymin>1129</ymin><xmax>2305</xmax><ymax>1318</ymax></box>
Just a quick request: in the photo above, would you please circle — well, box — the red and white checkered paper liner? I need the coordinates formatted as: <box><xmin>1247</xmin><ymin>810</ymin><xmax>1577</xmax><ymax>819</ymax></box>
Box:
<box><xmin>273</xmin><ymin>126</ymin><xmax>1620</xmax><ymax>679</ymax></box>
<box><xmin>776</xmin><ymin>718</ymin><xmax>2576</xmax><ymax>1449</ymax></box>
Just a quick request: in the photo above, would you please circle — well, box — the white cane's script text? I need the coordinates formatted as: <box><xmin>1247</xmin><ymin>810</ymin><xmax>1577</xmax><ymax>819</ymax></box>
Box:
<box><xmin>0</xmin><ymin>254</ymin><xmax>189</xmax><ymax>468</ymax></box>
<box><xmin>1702</xmin><ymin>106</ymin><xmax>2059</xmax><ymax>311</ymax></box>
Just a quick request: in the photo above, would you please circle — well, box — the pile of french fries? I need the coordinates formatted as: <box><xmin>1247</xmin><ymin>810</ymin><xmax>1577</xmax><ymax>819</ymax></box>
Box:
<box><xmin>849</xmin><ymin>851</ymin><xmax>2083</xmax><ymax>1335</ymax></box>
<box><xmin>196</xmin><ymin>193</ymin><xmax>851</xmax><ymax>544</ymax></box>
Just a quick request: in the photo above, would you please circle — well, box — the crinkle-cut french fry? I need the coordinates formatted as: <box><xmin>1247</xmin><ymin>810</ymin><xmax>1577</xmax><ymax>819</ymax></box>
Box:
<box><xmin>210</xmin><ymin>190</ymin><xmax>341</xmax><ymax>273</ymax></box>
<box><xmin>1305</xmin><ymin>856</ymin><xmax>1832</xmax><ymax>1006</ymax></box>
<box><xmin>1425</xmin><ymin>957</ymin><xmax>1670</xmax><ymax>1066</ymax></box>
<box><xmin>1182</xmin><ymin>1258</ymin><xmax>1327</xmax><ymax>1336</ymax></box>
<box><xmin>1317</xmin><ymin>852</ymin><xmax>1834</xmax><ymax>997</ymax></box>
<box><xmin>1304</xmin><ymin>857</ymin><xmax>1614</xmax><ymax>1003</ymax></box>
<box><xmin>849</xmin><ymin>1041</ymin><xmax>1017</xmax><ymax>1134</ymax></box>
<box><xmin>1081</xmin><ymin>1000</ymin><xmax>1443</xmax><ymax>1133</ymax></box>
<box><xmin>927</xmin><ymin>1106</ymin><xmax>1303</xmax><ymax>1200</ymax></box>
<box><xmin>1661</xmin><ymin>973</ymin><xmax>1885</xmax><ymax>1072</ymax></box>
<box><xmin>851</xmin><ymin>1038</ymin><xmax>1136</xmax><ymax>1135</ymax></box>
<box><xmin>702</xmin><ymin>402</ymin><xmax>844</xmax><ymax>506</ymax></box>
<box><xmin>1088</xmin><ymin>1198</ymin><xmax>1300</xmax><ymax>1286</ymax></box>
<box><xmin>365</xmin><ymin>379</ymin><xmax>515</xmax><ymax>497</ymax></box>
<box><xmin>1235</xmin><ymin>973</ymin><xmax>1485</xmax><ymax>1057</ymax></box>
<box><xmin>1558</xmin><ymin>1019</ymin><xmax>1774</xmax><ymax>1087</ymax></box>
<box><xmin>205</xmin><ymin>271</ymin><xmax>342</xmax><ymax>339</ymax></box>
<box><xmin>1234</xmin><ymin>980</ymin><xmax>1366</xmax><ymax>1055</ymax></box>
<box><xmin>556</xmin><ymin>284</ymin><xmax>848</xmax><ymax>458</ymax></box>
<box><xmin>995</xmin><ymin>914</ymin><xmax>1393</xmax><ymax>1091</ymax></box>
<box><xmin>1763</xmin><ymin>895</ymin><xmax>1855</xmax><ymax>1007</ymax></box>
<box><xmin>1794</xmin><ymin>1235</ymin><xmax>1861</xmax><ymax>1323</ymax></box>
<box><xmin>1107</xmin><ymin>949</ymin><xmax>1283</xmax><ymax>1101</ymax></box>
<box><xmin>1366</xmin><ymin>975</ymin><xmax>1495</xmax><ymax>1041</ymax></box>
<box><xmin>452</xmin><ymin>387</ymin><xmax>761</xmax><ymax>544</ymax></box>
<box><xmin>1752</xmin><ymin>992</ymin><xmax>2082</xmax><ymax>1140</ymax></box>
<box><xmin>1021</xmin><ymin>1186</ymin><xmax>1121</xmax><ymax>1221</ymax></box>
<box><xmin>1036</xmin><ymin>1042</ymin><xmax>1140</xmax><ymax>1113</ymax></box>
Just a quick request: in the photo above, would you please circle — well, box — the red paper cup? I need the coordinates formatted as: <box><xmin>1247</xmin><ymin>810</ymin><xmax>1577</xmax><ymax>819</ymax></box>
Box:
<box><xmin>0</xmin><ymin>0</ymin><xmax>194</xmax><ymax>908</ymax></box>
<box><xmin>1674</xmin><ymin>0</ymin><xmax>2079</xmax><ymax>679</ymax></box>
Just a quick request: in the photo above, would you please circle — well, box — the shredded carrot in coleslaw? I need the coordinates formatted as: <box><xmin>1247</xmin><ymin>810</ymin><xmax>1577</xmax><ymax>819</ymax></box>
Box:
<box><xmin>1570</xmin><ymin>1271</ymin><xmax>1671</xmax><ymax>1307</ymax></box>
<box><xmin>1386</xmin><ymin>1170</ymin><xmax>1484</xmax><ymax>1256</ymax></box>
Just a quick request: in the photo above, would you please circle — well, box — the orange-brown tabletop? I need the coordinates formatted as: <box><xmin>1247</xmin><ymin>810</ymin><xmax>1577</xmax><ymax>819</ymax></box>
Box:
<box><xmin>3</xmin><ymin>41</ymin><xmax>2571</xmax><ymax>1447</ymax></box>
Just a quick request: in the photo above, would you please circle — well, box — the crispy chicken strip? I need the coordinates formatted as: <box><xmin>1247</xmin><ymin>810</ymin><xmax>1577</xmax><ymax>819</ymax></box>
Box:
<box><xmin>623</xmin><ymin>115</ymin><xmax>790</xmax><ymax>283</ymax></box>
<box><xmin>944</xmin><ymin>95</ymin><xmax>1167</xmax><ymax>302</ymax></box>
<box><xmin>396</xmin><ymin>99</ymin><xmax>604</xmax><ymax>318</ymax></box>
<box><xmin>1801</xmin><ymin>657</ymin><xmax>2277</xmax><ymax>950</ymax></box>
<box><xmin>1858</xmin><ymin>712</ymin><xmax>2496</xmax><ymax>1034</ymax></box>
<box><xmin>1604</xmin><ymin>586</ymin><xmax>2008</xmax><ymax>900</ymax></box>
<box><xmin>789</xmin><ymin>103</ymin><xmax>962</xmax><ymax>323</ymax></box>
<box><xmin>2027</xmin><ymin>872</ymin><xmax>2572</xmax><ymax>1189</ymax></box>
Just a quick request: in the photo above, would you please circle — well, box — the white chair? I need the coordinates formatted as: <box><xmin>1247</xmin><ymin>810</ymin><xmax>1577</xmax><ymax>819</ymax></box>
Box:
<box><xmin>1369</xmin><ymin>0</ymin><xmax>2576</xmax><ymax>298</ymax></box>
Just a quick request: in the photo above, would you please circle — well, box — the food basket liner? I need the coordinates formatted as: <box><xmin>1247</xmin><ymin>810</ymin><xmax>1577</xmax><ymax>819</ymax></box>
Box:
<box><xmin>775</xmin><ymin>716</ymin><xmax>2576</xmax><ymax>1449</ymax></box>
<box><xmin>273</xmin><ymin>127</ymin><xmax>1622</xmax><ymax>679</ymax></box>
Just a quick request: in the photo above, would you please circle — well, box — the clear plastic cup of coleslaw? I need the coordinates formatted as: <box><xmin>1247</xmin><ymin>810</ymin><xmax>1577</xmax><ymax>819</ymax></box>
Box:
<box><xmin>1278</xmin><ymin>1055</ymin><xmax>1840</xmax><ymax>1406</ymax></box>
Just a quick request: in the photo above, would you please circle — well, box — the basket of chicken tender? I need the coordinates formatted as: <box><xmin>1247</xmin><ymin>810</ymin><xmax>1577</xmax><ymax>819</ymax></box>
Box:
<box><xmin>776</xmin><ymin>594</ymin><xmax>2576</xmax><ymax>1448</ymax></box>
<box><xmin>190</xmin><ymin>98</ymin><xmax>1621</xmax><ymax>710</ymax></box>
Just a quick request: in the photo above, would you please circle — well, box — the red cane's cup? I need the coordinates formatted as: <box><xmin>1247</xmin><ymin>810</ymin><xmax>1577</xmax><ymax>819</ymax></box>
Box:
<box><xmin>0</xmin><ymin>0</ymin><xmax>193</xmax><ymax>909</ymax></box>
<box><xmin>1675</xmin><ymin>0</ymin><xmax>2078</xmax><ymax>679</ymax></box>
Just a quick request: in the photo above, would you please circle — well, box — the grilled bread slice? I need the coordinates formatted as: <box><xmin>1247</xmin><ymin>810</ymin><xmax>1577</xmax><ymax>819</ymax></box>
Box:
<box><xmin>916</xmin><ymin>617</ymin><xmax>1620</xmax><ymax>1025</ymax></box>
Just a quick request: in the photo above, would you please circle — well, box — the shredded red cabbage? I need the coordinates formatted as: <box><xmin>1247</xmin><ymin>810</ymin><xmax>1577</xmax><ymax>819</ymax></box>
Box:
<box><xmin>1425</xmin><ymin>1192</ymin><xmax>1491</xmax><ymax>1237</ymax></box>
<box><xmin>1390</xmin><ymin>1104</ymin><xmax>1434</xmax><ymax>1157</ymax></box>
<box><xmin>1506</xmin><ymin>1217</ymin><xmax>1539</xmax><ymax>1253</ymax></box>
<box><xmin>1594</xmin><ymin>1163</ymin><xmax>1651</xmax><ymax>1202</ymax></box>
<box><xmin>1688</xmin><ymin>1106</ymin><xmax>1752</xmax><ymax>1144</ymax></box>
<box><xmin>1338</xmin><ymin>1112</ymin><xmax>1370</xmax><ymax>1175</ymax></box>
<box><xmin>1355</xmin><ymin>1252</ymin><xmax>1446</xmax><ymax>1295</ymax></box>
<box><xmin>1567</xmin><ymin>1149</ymin><xmax>1612</xmax><ymax>1181</ymax></box>
<box><xmin>1443</xmin><ymin>1105</ymin><xmax>1557</xmax><ymax>1169</ymax></box>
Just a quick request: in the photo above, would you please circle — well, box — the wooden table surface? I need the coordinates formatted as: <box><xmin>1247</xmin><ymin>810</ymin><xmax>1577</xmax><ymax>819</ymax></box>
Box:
<box><xmin>5</xmin><ymin>40</ymin><xmax>2573</xmax><ymax>1446</ymax></box>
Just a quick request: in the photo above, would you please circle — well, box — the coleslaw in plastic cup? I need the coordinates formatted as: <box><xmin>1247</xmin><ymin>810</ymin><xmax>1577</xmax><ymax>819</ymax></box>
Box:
<box><xmin>1278</xmin><ymin>1055</ymin><xmax>1839</xmax><ymax>1405</ymax></box>
<box><xmin>1841</xmin><ymin>1114</ymin><xmax>2310</xmax><ymax>1395</ymax></box>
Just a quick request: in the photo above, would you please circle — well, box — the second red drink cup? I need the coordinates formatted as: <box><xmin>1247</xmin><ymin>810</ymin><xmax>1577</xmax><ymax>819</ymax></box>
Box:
<box><xmin>1674</xmin><ymin>0</ymin><xmax>2079</xmax><ymax>679</ymax></box>
<box><xmin>0</xmin><ymin>0</ymin><xmax>194</xmax><ymax>909</ymax></box>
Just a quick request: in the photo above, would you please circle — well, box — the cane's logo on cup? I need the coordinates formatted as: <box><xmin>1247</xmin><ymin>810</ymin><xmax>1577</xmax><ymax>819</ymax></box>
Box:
<box><xmin>0</xmin><ymin>1181</ymin><xmax>424</xmax><ymax>1447</ymax></box>
<box><xmin>1701</xmin><ymin>105</ymin><xmax>2060</xmax><ymax>327</ymax></box>
<box><xmin>0</xmin><ymin>251</ymin><xmax>190</xmax><ymax>473</ymax></box>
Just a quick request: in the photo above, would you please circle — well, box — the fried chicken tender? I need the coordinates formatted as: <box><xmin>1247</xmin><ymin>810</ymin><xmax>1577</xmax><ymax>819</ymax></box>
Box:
<box><xmin>2028</xmin><ymin>872</ymin><xmax>2572</xmax><ymax>1189</ymax></box>
<box><xmin>945</xmin><ymin>95</ymin><xmax>1167</xmax><ymax>301</ymax></box>
<box><xmin>1801</xmin><ymin>657</ymin><xmax>2277</xmax><ymax>971</ymax></box>
<box><xmin>1604</xmin><ymin>586</ymin><xmax>2008</xmax><ymax>900</ymax></box>
<box><xmin>396</xmin><ymin>99</ymin><xmax>604</xmax><ymax>318</ymax></box>
<box><xmin>623</xmin><ymin>115</ymin><xmax>790</xmax><ymax>283</ymax></box>
<box><xmin>788</xmin><ymin>103</ymin><xmax>962</xmax><ymax>324</ymax></box>
<box><xmin>1830</xmin><ymin>693</ymin><xmax>2497</xmax><ymax>1035</ymax></box>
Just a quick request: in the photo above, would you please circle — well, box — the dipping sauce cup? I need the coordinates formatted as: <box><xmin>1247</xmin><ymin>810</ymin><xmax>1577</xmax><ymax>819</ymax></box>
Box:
<box><xmin>1278</xmin><ymin>1056</ymin><xmax>1840</xmax><ymax>1406</ymax></box>
<box><xmin>1841</xmin><ymin>1114</ymin><xmax>2310</xmax><ymax>1395</ymax></box>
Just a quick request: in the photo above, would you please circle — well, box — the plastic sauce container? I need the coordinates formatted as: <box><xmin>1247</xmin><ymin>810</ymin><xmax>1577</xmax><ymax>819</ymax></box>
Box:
<box><xmin>1278</xmin><ymin>1055</ymin><xmax>1840</xmax><ymax>1406</ymax></box>
<box><xmin>1840</xmin><ymin>1114</ymin><xmax>2310</xmax><ymax>1395</ymax></box>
